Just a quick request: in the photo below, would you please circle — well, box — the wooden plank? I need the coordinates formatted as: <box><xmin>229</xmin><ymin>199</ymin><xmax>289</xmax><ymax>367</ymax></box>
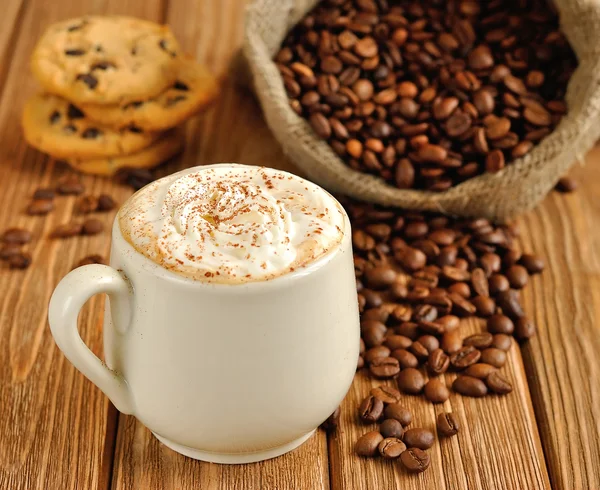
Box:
<box><xmin>110</xmin><ymin>1</ymin><xmax>330</xmax><ymax>489</ymax></box>
<box><xmin>518</xmin><ymin>155</ymin><xmax>600</xmax><ymax>490</ymax></box>
<box><xmin>0</xmin><ymin>1</ymin><xmax>163</xmax><ymax>489</ymax></box>
<box><xmin>329</xmin><ymin>320</ymin><xmax>550</xmax><ymax>490</ymax></box>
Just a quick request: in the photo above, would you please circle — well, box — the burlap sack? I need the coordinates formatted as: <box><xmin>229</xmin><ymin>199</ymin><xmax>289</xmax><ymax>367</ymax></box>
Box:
<box><xmin>243</xmin><ymin>0</ymin><xmax>599</xmax><ymax>221</ymax></box>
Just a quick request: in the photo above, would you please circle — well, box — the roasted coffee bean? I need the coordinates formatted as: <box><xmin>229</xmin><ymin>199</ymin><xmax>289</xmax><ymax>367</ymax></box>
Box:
<box><xmin>453</xmin><ymin>375</ymin><xmax>488</xmax><ymax>397</ymax></box>
<box><xmin>487</xmin><ymin>314</ymin><xmax>515</xmax><ymax>335</ymax></box>
<box><xmin>515</xmin><ymin>316</ymin><xmax>537</xmax><ymax>341</ymax></box>
<box><xmin>1</xmin><ymin>228</ymin><xmax>32</xmax><ymax>244</ymax></box>
<box><xmin>398</xmin><ymin>247</ymin><xmax>427</xmax><ymax>271</ymax></box>
<box><xmin>57</xmin><ymin>175</ymin><xmax>85</xmax><ymax>195</ymax></box>
<box><xmin>9</xmin><ymin>252</ymin><xmax>32</xmax><ymax>269</ymax></box>
<box><xmin>427</xmin><ymin>349</ymin><xmax>450</xmax><ymax>375</ymax></box>
<box><xmin>357</xmin><ymin>356</ymin><xmax>365</xmax><ymax>370</ymax></box>
<box><xmin>520</xmin><ymin>254</ymin><xmax>545</xmax><ymax>274</ymax></box>
<box><xmin>356</xmin><ymin>431</ymin><xmax>384</xmax><ymax>457</ymax></box>
<box><xmin>383</xmin><ymin>404</ymin><xmax>412</xmax><ymax>426</ymax></box>
<box><xmin>486</xmin><ymin>371</ymin><xmax>513</xmax><ymax>394</ymax></box>
<box><xmin>417</xmin><ymin>335</ymin><xmax>439</xmax><ymax>353</ymax></box>
<box><xmin>424</xmin><ymin>378</ymin><xmax>450</xmax><ymax>403</ymax></box>
<box><xmin>117</xmin><ymin>167</ymin><xmax>155</xmax><ymax>190</ymax></box>
<box><xmin>471</xmin><ymin>268</ymin><xmax>489</xmax><ymax>297</ymax></box>
<box><xmin>51</xmin><ymin>223</ymin><xmax>83</xmax><ymax>238</ymax></box>
<box><xmin>403</xmin><ymin>428</ymin><xmax>435</xmax><ymax>450</ymax></box>
<box><xmin>464</xmin><ymin>363</ymin><xmax>497</xmax><ymax>379</ymax></box>
<box><xmin>480</xmin><ymin>348</ymin><xmax>507</xmax><ymax>368</ymax></box>
<box><xmin>449</xmin><ymin>293</ymin><xmax>476</xmax><ymax>316</ymax></box>
<box><xmin>395</xmin><ymin>321</ymin><xmax>419</xmax><ymax>340</ymax></box>
<box><xmin>555</xmin><ymin>177</ymin><xmax>578</xmax><ymax>193</ymax></box>
<box><xmin>27</xmin><ymin>199</ymin><xmax>54</xmax><ymax>215</ymax></box>
<box><xmin>472</xmin><ymin>295</ymin><xmax>496</xmax><ymax>317</ymax></box>
<box><xmin>359</xmin><ymin>395</ymin><xmax>384</xmax><ymax>423</ymax></box>
<box><xmin>371</xmin><ymin>385</ymin><xmax>402</xmax><ymax>404</ymax></box>
<box><xmin>82</xmin><ymin>218</ymin><xmax>104</xmax><ymax>235</ymax></box>
<box><xmin>378</xmin><ymin>437</ymin><xmax>406</xmax><ymax>459</ymax></box>
<box><xmin>496</xmin><ymin>289</ymin><xmax>525</xmax><ymax>319</ymax></box>
<box><xmin>384</xmin><ymin>335</ymin><xmax>412</xmax><ymax>350</ymax></box>
<box><xmin>438</xmin><ymin>315</ymin><xmax>460</xmax><ymax>332</ymax></box>
<box><xmin>506</xmin><ymin>265</ymin><xmax>528</xmax><ymax>289</ymax></box>
<box><xmin>76</xmin><ymin>195</ymin><xmax>99</xmax><ymax>213</ymax></box>
<box><xmin>437</xmin><ymin>412</ymin><xmax>459</xmax><ymax>437</ymax></box>
<box><xmin>410</xmin><ymin>341</ymin><xmax>429</xmax><ymax>361</ymax></box>
<box><xmin>492</xmin><ymin>334</ymin><xmax>513</xmax><ymax>351</ymax></box>
<box><xmin>391</xmin><ymin>349</ymin><xmax>419</xmax><ymax>369</ymax></box>
<box><xmin>33</xmin><ymin>188</ymin><xmax>55</xmax><ymax>200</ymax></box>
<box><xmin>76</xmin><ymin>254</ymin><xmax>106</xmax><ymax>267</ymax></box>
<box><xmin>361</xmin><ymin>320</ymin><xmax>387</xmax><ymax>347</ymax></box>
<box><xmin>369</xmin><ymin>357</ymin><xmax>400</xmax><ymax>378</ymax></box>
<box><xmin>397</xmin><ymin>368</ymin><xmax>425</xmax><ymax>394</ymax></box>
<box><xmin>380</xmin><ymin>418</ymin><xmax>404</xmax><ymax>439</ymax></box>
<box><xmin>450</xmin><ymin>346</ymin><xmax>481</xmax><ymax>369</ymax></box>
<box><xmin>97</xmin><ymin>194</ymin><xmax>117</xmax><ymax>212</ymax></box>
<box><xmin>0</xmin><ymin>244</ymin><xmax>21</xmax><ymax>260</ymax></box>
<box><xmin>320</xmin><ymin>406</ymin><xmax>340</xmax><ymax>432</ymax></box>
<box><xmin>441</xmin><ymin>330</ymin><xmax>463</xmax><ymax>354</ymax></box>
<box><xmin>489</xmin><ymin>274</ymin><xmax>510</xmax><ymax>294</ymax></box>
<box><xmin>400</xmin><ymin>447</ymin><xmax>430</xmax><ymax>473</ymax></box>
<box><xmin>364</xmin><ymin>345</ymin><xmax>391</xmax><ymax>364</ymax></box>
<box><xmin>463</xmin><ymin>332</ymin><xmax>493</xmax><ymax>349</ymax></box>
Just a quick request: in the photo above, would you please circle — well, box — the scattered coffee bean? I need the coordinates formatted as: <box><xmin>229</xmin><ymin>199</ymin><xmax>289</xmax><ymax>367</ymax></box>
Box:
<box><xmin>400</xmin><ymin>448</ymin><xmax>430</xmax><ymax>473</ymax></box>
<box><xmin>424</xmin><ymin>378</ymin><xmax>450</xmax><ymax>404</ymax></box>
<box><xmin>437</xmin><ymin>412</ymin><xmax>459</xmax><ymax>437</ymax></box>
<box><xmin>97</xmin><ymin>194</ymin><xmax>117</xmax><ymax>212</ymax></box>
<box><xmin>116</xmin><ymin>167</ymin><xmax>155</xmax><ymax>190</ymax></box>
<box><xmin>519</xmin><ymin>254</ymin><xmax>545</xmax><ymax>275</ymax></box>
<box><xmin>356</xmin><ymin>431</ymin><xmax>384</xmax><ymax>457</ymax></box>
<box><xmin>403</xmin><ymin>428</ymin><xmax>435</xmax><ymax>450</ymax></box>
<box><xmin>76</xmin><ymin>254</ymin><xmax>106</xmax><ymax>268</ymax></box>
<box><xmin>57</xmin><ymin>175</ymin><xmax>85</xmax><ymax>195</ymax></box>
<box><xmin>51</xmin><ymin>223</ymin><xmax>83</xmax><ymax>238</ymax></box>
<box><xmin>26</xmin><ymin>199</ymin><xmax>54</xmax><ymax>216</ymax></box>
<box><xmin>369</xmin><ymin>356</ymin><xmax>400</xmax><ymax>379</ymax></box>
<box><xmin>506</xmin><ymin>265</ymin><xmax>529</xmax><ymax>289</ymax></box>
<box><xmin>320</xmin><ymin>406</ymin><xmax>340</xmax><ymax>432</ymax></box>
<box><xmin>480</xmin><ymin>348</ymin><xmax>507</xmax><ymax>368</ymax></box>
<box><xmin>378</xmin><ymin>437</ymin><xmax>406</xmax><ymax>459</ymax></box>
<box><xmin>359</xmin><ymin>395</ymin><xmax>384</xmax><ymax>423</ymax></box>
<box><xmin>81</xmin><ymin>219</ymin><xmax>104</xmax><ymax>236</ymax></box>
<box><xmin>496</xmin><ymin>289</ymin><xmax>525</xmax><ymax>319</ymax></box>
<box><xmin>397</xmin><ymin>368</ymin><xmax>425</xmax><ymax>394</ymax></box>
<box><xmin>486</xmin><ymin>371</ymin><xmax>513</xmax><ymax>394</ymax></box>
<box><xmin>2</xmin><ymin>228</ymin><xmax>32</xmax><ymax>244</ymax></box>
<box><xmin>492</xmin><ymin>334</ymin><xmax>513</xmax><ymax>351</ymax></box>
<box><xmin>33</xmin><ymin>188</ymin><xmax>55</xmax><ymax>200</ymax></box>
<box><xmin>555</xmin><ymin>177</ymin><xmax>578</xmax><ymax>193</ymax></box>
<box><xmin>380</xmin><ymin>418</ymin><xmax>404</xmax><ymax>439</ymax></box>
<box><xmin>487</xmin><ymin>314</ymin><xmax>515</xmax><ymax>335</ymax></box>
<box><xmin>463</xmin><ymin>363</ymin><xmax>497</xmax><ymax>379</ymax></box>
<box><xmin>450</xmin><ymin>346</ymin><xmax>481</xmax><ymax>369</ymax></box>
<box><xmin>515</xmin><ymin>316</ymin><xmax>537</xmax><ymax>341</ymax></box>
<box><xmin>463</xmin><ymin>332</ymin><xmax>493</xmax><ymax>349</ymax></box>
<box><xmin>0</xmin><ymin>244</ymin><xmax>21</xmax><ymax>260</ymax></box>
<box><xmin>371</xmin><ymin>385</ymin><xmax>401</xmax><ymax>404</ymax></box>
<box><xmin>9</xmin><ymin>252</ymin><xmax>32</xmax><ymax>269</ymax></box>
<box><xmin>383</xmin><ymin>404</ymin><xmax>412</xmax><ymax>427</ymax></box>
<box><xmin>453</xmin><ymin>375</ymin><xmax>488</xmax><ymax>397</ymax></box>
<box><xmin>76</xmin><ymin>195</ymin><xmax>99</xmax><ymax>213</ymax></box>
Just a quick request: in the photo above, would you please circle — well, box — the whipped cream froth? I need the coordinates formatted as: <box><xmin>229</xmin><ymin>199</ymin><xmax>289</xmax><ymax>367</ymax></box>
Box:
<box><xmin>118</xmin><ymin>164</ymin><xmax>346</xmax><ymax>283</ymax></box>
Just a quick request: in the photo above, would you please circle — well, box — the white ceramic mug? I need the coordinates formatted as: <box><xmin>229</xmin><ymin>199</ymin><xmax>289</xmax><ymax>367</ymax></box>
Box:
<box><xmin>48</xmin><ymin>191</ymin><xmax>359</xmax><ymax>464</ymax></box>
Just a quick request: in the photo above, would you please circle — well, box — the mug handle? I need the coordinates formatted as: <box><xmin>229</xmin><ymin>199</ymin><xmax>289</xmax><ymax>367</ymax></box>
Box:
<box><xmin>48</xmin><ymin>264</ymin><xmax>135</xmax><ymax>414</ymax></box>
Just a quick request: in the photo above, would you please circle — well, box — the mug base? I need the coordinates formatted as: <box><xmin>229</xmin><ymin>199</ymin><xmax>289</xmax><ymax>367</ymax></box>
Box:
<box><xmin>152</xmin><ymin>430</ymin><xmax>315</xmax><ymax>464</ymax></box>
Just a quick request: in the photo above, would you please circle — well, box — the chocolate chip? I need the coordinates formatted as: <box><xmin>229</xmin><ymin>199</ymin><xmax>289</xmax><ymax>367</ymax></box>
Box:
<box><xmin>49</xmin><ymin>111</ymin><xmax>61</xmax><ymax>124</ymax></box>
<box><xmin>67</xmin><ymin>104</ymin><xmax>85</xmax><ymax>120</ymax></box>
<box><xmin>158</xmin><ymin>39</ymin><xmax>177</xmax><ymax>57</ymax></box>
<box><xmin>124</xmin><ymin>101</ymin><xmax>144</xmax><ymax>110</ymax></box>
<box><xmin>76</xmin><ymin>73</ymin><xmax>98</xmax><ymax>89</ymax></box>
<box><xmin>91</xmin><ymin>61</ymin><xmax>116</xmax><ymax>71</ymax></box>
<box><xmin>127</xmin><ymin>125</ymin><xmax>143</xmax><ymax>134</ymax></box>
<box><xmin>81</xmin><ymin>128</ymin><xmax>102</xmax><ymax>139</ymax></box>
<box><xmin>67</xmin><ymin>23</ymin><xmax>84</xmax><ymax>32</ymax></box>
<box><xmin>63</xmin><ymin>124</ymin><xmax>76</xmax><ymax>134</ymax></box>
<box><xmin>166</xmin><ymin>95</ymin><xmax>187</xmax><ymax>107</ymax></box>
<box><xmin>65</xmin><ymin>49</ymin><xmax>86</xmax><ymax>56</ymax></box>
<box><xmin>174</xmin><ymin>81</ymin><xmax>190</xmax><ymax>91</ymax></box>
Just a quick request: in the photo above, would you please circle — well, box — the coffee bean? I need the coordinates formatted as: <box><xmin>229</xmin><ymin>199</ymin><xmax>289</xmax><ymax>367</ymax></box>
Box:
<box><xmin>450</xmin><ymin>345</ymin><xmax>481</xmax><ymax>369</ymax></box>
<box><xmin>320</xmin><ymin>406</ymin><xmax>340</xmax><ymax>432</ymax></box>
<box><xmin>424</xmin><ymin>378</ymin><xmax>450</xmax><ymax>403</ymax></box>
<box><xmin>449</xmin><ymin>293</ymin><xmax>476</xmax><ymax>316</ymax></box>
<box><xmin>463</xmin><ymin>363</ymin><xmax>497</xmax><ymax>379</ymax></box>
<box><xmin>117</xmin><ymin>167</ymin><xmax>155</xmax><ymax>190</ymax></box>
<box><xmin>369</xmin><ymin>357</ymin><xmax>400</xmax><ymax>379</ymax></box>
<box><xmin>441</xmin><ymin>329</ymin><xmax>463</xmax><ymax>354</ymax></box>
<box><xmin>371</xmin><ymin>385</ymin><xmax>402</xmax><ymax>404</ymax></box>
<box><xmin>9</xmin><ymin>252</ymin><xmax>32</xmax><ymax>269</ymax></box>
<box><xmin>492</xmin><ymin>334</ymin><xmax>513</xmax><ymax>351</ymax></box>
<box><xmin>486</xmin><ymin>371</ymin><xmax>513</xmax><ymax>394</ymax></box>
<box><xmin>555</xmin><ymin>177</ymin><xmax>578</xmax><ymax>193</ymax></box>
<box><xmin>397</xmin><ymin>367</ymin><xmax>425</xmax><ymax>394</ymax></box>
<box><xmin>357</xmin><ymin>356</ymin><xmax>365</xmax><ymax>370</ymax></box>
<box><xmin>384</xmin><ymin>335</ymin><xmax>412</xmax><ymax>350</ymax></box>
<box><xmin>359</xmin><ymin>395</ymin><xmax>384</xmax><ymax>423</ymax></box>
<box><xmin>403</xmin><ymin>428</ymin><xmax>435</xmax><ymax>450</ymax></box>
<box><xmin>1</xmin><ymin>228</ymin><xmax>32</xmax><ymax>244</ymax></box>
<box><xmin>356</xmin><ymin>431</ymin><xmax>384</xmax><ymax>457</ymax></box>
<box><xmin>487</xmin><ymin>314</ymin><xmax>515</xmax><ymax>335</ymax></box>
<box><xmin>496</xmin><ymin>289</ymin><xmax>525</xmax><ymax>319</ymax></box>
<box><xmin>519</xmin><ymin>254</ymin><xmax>545</xmax><ymax>274</ymax></box>
<box><xmin>383</xmin><ymin>404</ymin><xmax>412</xmax><ymax>426</ymax></box>
<box><xmin>82</xmin><ymin>219</ymin><xmax>104</xmax><ymax>235</ymax></box>
<box><xmin>51</xmin><ymin>223</ymin><xmax>84</xmax><ymax>238</ymax></box>
<box><xmin>0</xmin><ymin>244</ymin><xmax>21</xmax><ymax>260</ymax></box>
<box><xmin>76</xmin><ymin>195</ymin><xmax>99</xmax><ymax>213</ymax></box>
<box><xmin>76</xmin><ymin>254</ymin><xmax>106</xmax><ymax>268</ymax></box>
<box><xmin>410</xmin><ymin>341</ymin><xmax>429</xmax><ymax>361</ymax></box>
<box><xmin>57</xmin><ymin>175</ymin><xmax>85</xmax><ymax>195</ymax></box>
<box><xmin>437</xmin><ymin>412</ymin><xmax>459</xmax><ymax>437</ymax></box>
<box><xmin>33</xmin><ymin>188</ymin><xmax>55</xmax><ymax>200</ymax></box>
<box><xmin>515</xmin><ymin>316</ymin><xmax>537</xmax><ymax>341</ymax></box>
<box><xmin>380</xmin><ymin>418</ymin><xmax>404</xmax><ymax>439</ymax></box>
<box><xmin>463</xmin><ymin>332</ymin><xmax>493</xmax><ymax>349</ymax></box>
<box><xmin>472</xmin><ymin>296</ymin><xmax>496</xmax><ymax>317</ymax></box>
<box><xmin>480</xmin><ymin>348</ymin><xmax>507</xmax><ymax>368</ymax></box>
<box><xmin>361</xmin><ymin>319</ymin><xmax>387</xmax><ymax>347</ymax></box>
<box><xmin>365</xmin><ymin>265</ymin><xmax>397</xmax><ymax>289</ymax></box>
<box><xmin>378</xmin><ymin>437</ymin><xmax>406</xmax><ymax>459</ymax></box>
<box><xmin>489</xmin><ymin>274</ymin><xmax>510</xmax><ymax>294</ymax></box>
<box><xmin>453</xmin><ymin>375</ymin><xmax>488</xmax><ymax>397</ymax></box>
<box><xmin>470</xmin><ymin>268</ymin><xmax>489</xmax><ymax>297</ymax></box>
<box><xmin>364</xmin><ymin>345</ymin><xmax>391</xmax><ymax>364</ymax></box>
<box><xmin>506</xmin><ymin>265</ymin><xmax>528</xmax><ymax>289</ymax></box>
<box><xmin>427</xmin><ymin>349</ymin><xmax>450</xmax><ymax>375</ymax></box>
<box><xmin>400</xmin><ymin>447</ymin><xmax>430</xmax><ymax>473</ymax></box>
<box><xmin>309</xmin><ymin>112</ymin><xmax>331</xmax><ymax>139</ymax></box>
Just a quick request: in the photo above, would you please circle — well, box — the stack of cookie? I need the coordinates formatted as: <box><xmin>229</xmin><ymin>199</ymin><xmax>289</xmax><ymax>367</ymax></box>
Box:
<box><xmin>22</xmin><ymin>16</ymin><xmax>218</xmax><ymax>176</ymax></box>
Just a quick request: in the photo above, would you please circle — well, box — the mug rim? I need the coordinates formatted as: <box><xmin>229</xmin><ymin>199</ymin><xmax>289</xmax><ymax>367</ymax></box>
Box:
<box><xmin>111</xmin><ymin>204</ymin><xmax>352</xmax><ymax>291</ymax></box>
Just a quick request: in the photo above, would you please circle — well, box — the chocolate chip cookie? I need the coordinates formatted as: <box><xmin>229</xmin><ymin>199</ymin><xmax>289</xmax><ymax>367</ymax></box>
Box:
<box><xmin>81</xmin><ymin>58</ymin><xmax>219</xmax><ymax>130</ymax></box>
<box><xmin>22</xmin><ymin>93</ymin><xmax>160</xmax><ymax>159</ymax></box>
<box><xmin>31</xmin><ymin>16</ymin><xmax>181</xmax><ymax>104</ymax></box>
<box><xmin>67</xmin><ymin>128</ymin><xmax>184</xmax><ymax>176</ymax></box>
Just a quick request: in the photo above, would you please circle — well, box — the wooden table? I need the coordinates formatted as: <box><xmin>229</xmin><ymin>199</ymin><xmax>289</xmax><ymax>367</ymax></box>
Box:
<box><xmin>0</xmin><ymin>1</ymin><xmax>598</xmax><ymax>489</ymax></box>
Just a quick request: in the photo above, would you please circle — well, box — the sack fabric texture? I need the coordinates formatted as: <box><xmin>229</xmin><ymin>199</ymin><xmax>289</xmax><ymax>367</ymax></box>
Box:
<box><xmin>243</xmin><ymin>0</ymin><xmax>598</xmax><ymax>221</ymax></box>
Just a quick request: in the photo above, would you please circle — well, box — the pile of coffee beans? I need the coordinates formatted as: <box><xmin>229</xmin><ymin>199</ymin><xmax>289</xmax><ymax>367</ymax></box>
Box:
<box><xmin>349</xmin><ymin>199</ymin><xmax>542</xmax><ymax>398</ymax></box>
<box><xmin>276</xmin><ymin>0</ymin><xmax>576</xmax><ymax>191</ymax></box>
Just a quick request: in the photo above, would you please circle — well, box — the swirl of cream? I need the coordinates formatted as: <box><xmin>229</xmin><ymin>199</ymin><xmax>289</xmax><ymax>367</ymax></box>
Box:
<box><xmin>158</xmin><ymin>172</ymin><xmax>296</xmax><ymax>279</ymax></box>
